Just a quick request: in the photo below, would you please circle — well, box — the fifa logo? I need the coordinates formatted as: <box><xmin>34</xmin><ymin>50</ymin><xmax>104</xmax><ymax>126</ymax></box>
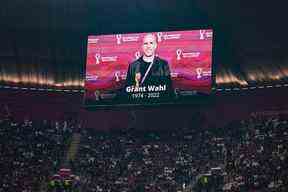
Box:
<box><xmin>94</xmin><ymin>90</ymin><xmax>101</xmax><ymax>101</ymax></box>
<box><xmin>95</xmin><ymin>53</ymin><xmax>101</xmax><ymax>64</ymax></box>
<box><xmin>196</xmin><ymin>68</ymin><xmax>202</xmax><ymax>79</ymax></box>
<box><xmin>176</xmin><ymin>49</ymin><xmax>182</xmax><ymax>60</ymax></box>
<box><xmin>134</xmin><ymin>51</ymin><xmax>141</xmax><ymax>59</ymax></box>
<box><xmin>199</xmin><ymin>30</ymin><xmax>206</xmax><ymax>40</ymax></box>
<box><xmin>116</xmin><ymin>34</ymin><xmax>122</xmax><ymax>45</ymax></box>
<box><xmin>115</xmin><ymin>71</ymin><xmax>120</xmax><ymax>82</ymax></box>
<box><xmin>157</xmin><ymin>32</ymin><xmax>163</xmax><ymax>42</ymax></box>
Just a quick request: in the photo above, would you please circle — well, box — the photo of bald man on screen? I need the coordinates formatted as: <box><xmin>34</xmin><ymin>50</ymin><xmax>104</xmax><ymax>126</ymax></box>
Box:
<box><xmin>124</xmin><ymin>33</ymin><xmax>174</xmax><ymax>101</ymax></box>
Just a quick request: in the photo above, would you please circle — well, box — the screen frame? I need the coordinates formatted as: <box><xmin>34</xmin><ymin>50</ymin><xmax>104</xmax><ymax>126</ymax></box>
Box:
<box><xmin>82</xmin><ymin>27</ymin><xmax>216</xmax><ymax>110</ymax></box>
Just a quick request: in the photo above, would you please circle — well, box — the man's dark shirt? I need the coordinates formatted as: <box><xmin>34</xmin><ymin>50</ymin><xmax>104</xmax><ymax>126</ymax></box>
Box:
<box><xmin>124</xmin><ymin>56</ymin><xmax>174</xmax><ymax>101</ymax></box>
<box><xmin>126</xmin><ymin>56</ymin><xmax>172</xmax><ymax>87</ymax></box>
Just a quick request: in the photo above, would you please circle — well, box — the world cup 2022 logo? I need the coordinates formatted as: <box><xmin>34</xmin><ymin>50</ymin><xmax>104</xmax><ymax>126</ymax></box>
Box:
<box><xmin>116</xmin><ymin>34</ymin><xmax>122</xmax><ymax>45</ymax></box>
<box><xmin>134</xmin><ymin>51</ymin><xmax>141</xmax><ymax>60</ymax></box>
<box><xmin>196</xmin><ymin>68</ymin><xmax>202</xmax><ymax>79</ymax></box>
<box><xmin>176</xmin><ymin>49</ymin><xmax>182</xmax><ymax>60</ymax></box>
<box><xmin>94</xmin><ymin>90</ymin><xmax>101</xmax><ymax>101</ymax></box>
<box><xmin>95</xmin><ymin>53</ymin><xmax>101</xmax><ymax>64</ymax></box>
<box><xmin>114</xmin><ymin>71</ymin><xmax>120</xmax><ymax>82</ymax></box>
<box><xmin>157</xmin><ymin>32</ymin><xmax>163</xmax><ymax>42</ymax></box>
<box><xmin>199</xmin><ymin>30</ymin><xmax>206</xmax><ymax>40</ymax></box>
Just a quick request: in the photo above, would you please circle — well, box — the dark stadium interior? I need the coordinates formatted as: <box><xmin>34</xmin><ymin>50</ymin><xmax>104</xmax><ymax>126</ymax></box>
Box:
<box><xmin>1</xmin><ymin>0</ymin><xmax>288</xmax><ymax>87</ymax></box>
<box><xmin>1</xmin><ymin>0</ymin><xmax>288</xmax><ymax>191</ymax></box>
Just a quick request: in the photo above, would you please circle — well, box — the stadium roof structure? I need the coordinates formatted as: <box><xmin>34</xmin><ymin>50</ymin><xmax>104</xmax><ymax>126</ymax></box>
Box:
<box><xmin>1</xmin><ymin>0</ymin><xmax>288</xmax><ymax>89</ymax></box>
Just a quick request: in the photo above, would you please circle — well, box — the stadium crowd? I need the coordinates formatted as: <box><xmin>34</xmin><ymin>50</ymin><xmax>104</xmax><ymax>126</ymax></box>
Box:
<box><xmin>0</xmin><ymin>117</ymin><xmax>73</xmax><ymax>192</ymax></box>
<box><xmin>74</xmin><ymin>114</ymin><xmax>288</xmax><ymax>192</ymax></box>
<box><xmin>0</xmin><ymin>112</ymin><xmax>288</xmax><ymax>192</ymax></box>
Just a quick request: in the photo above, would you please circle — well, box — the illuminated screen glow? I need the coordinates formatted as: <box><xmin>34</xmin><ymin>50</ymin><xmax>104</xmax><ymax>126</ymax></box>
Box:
<box><xmin>84</xmin><ymin>29</ymin><xmax>213</xmax><ymax>107</ymax></box>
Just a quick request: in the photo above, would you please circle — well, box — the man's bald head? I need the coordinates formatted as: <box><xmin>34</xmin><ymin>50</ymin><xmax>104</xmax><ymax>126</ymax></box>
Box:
<box><xmin>142</xmin><ymin>33</ymin><xmax>157</xmax><ymax>58</ymax></box>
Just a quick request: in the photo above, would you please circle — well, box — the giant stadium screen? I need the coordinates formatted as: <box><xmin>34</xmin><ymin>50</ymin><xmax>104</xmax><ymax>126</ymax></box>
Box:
<box><xmin>84</xmin><ymin>29</ymin><xmax>214</xmax><ymax>108</ymax></box>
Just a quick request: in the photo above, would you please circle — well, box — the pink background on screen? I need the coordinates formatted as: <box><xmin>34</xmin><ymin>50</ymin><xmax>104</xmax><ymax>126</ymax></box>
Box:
<box><xmin>85</xmin><ymin>29</ymin><xmax>213</xmax><ymax>99</ymax></box>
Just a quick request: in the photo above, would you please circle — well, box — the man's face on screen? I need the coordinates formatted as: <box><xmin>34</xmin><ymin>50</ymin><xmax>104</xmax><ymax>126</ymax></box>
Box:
<box><xmin>142</xmin><ymin>34</ymin><xmax>157</xmax><ymax>57</ymax></box>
